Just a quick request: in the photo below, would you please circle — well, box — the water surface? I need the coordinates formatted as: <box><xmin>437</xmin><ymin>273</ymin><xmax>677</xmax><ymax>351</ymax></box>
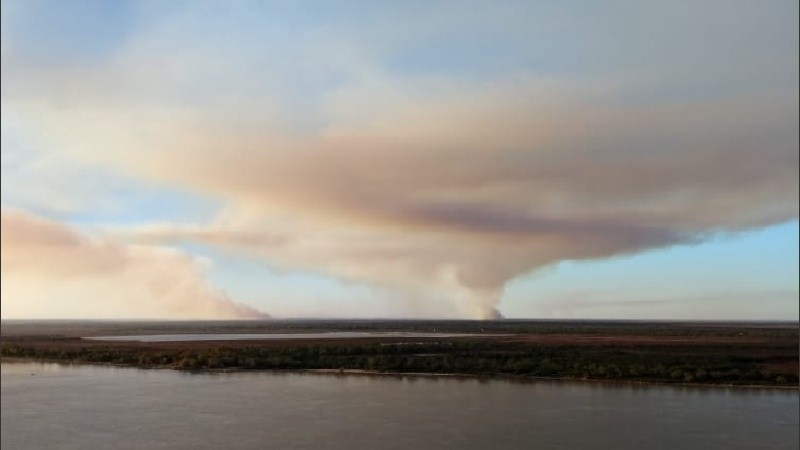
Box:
<box><xmin>83</xmin><ymin>332</ymin><xmax>497</xmax><ymax>342</ymax></box>
<box><xmin>2</xmin><ymin>362</ymin><xmax>797</xmax><ymax>450</ymax></box>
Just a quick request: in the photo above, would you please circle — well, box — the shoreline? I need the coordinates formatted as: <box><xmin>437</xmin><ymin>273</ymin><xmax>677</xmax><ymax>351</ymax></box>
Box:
<box><xmin>3</xmin><ymin>357</ymin><xmax>797</xmax><ymax>391</ymax></box>
<box><xmin>302</xmin><ymin>368</ymin><xmax>800</xmax><ymax>390</ymax></box>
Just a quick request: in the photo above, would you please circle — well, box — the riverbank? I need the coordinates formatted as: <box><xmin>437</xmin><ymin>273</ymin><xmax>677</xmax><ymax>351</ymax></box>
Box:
<box><xmin>3</xmin><ymin>320</ymin><xmax>797</xmax><ymax>388</ymax></box>
<box><xmin>3</xmin><ymin>357</ymin><xmax>797</xmax><ymax>391</ymax></box>
<box><xmin>303</xmin><ymin>368</ymin><xmax>800</xmax><ymax>390</ymax></box>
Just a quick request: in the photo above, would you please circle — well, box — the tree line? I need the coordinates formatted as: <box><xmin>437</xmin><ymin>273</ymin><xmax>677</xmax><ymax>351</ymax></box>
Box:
<box><xmin>2</xmin><ymin>340</ymin><xmax>795</xmax><ymax>386</ymax></box>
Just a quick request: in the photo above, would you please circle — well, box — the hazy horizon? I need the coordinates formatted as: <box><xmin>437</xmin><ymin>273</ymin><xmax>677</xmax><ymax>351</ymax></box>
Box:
<box><xmin>2</xmin><ymin>318</ymin><xmax>799</xmax><ymax>324</ymax></box>
<box><xmin>1</xmin><ymin>0</ymin><xmax>798</xmax><ymax>321</ymax></box>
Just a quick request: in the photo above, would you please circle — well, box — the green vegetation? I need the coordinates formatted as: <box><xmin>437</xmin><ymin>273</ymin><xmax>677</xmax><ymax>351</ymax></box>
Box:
<box><xmin>3</xmin><ymin>320</ymin><xmax>795</xmax><ymax>386</ymax></box>
<box><xmin>2</xmin><ymin>339</ymin><xmax>796</xmax><ymax>386</ymax></box>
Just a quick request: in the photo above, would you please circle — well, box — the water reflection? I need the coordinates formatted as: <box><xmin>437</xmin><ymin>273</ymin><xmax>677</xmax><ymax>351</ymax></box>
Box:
<box><xmin>83</xmin><ymin>332</ymin><xmax>502</xmax><ymax>342</ymax></box>
<box><xmin>2</xmin><ymin>361</ymin><xmax>797</xmax><ymax>450</ymax></box>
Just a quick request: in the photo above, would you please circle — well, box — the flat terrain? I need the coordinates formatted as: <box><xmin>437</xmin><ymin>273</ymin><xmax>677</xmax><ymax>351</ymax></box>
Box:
<box><xmin>2</xmin><ymin>320</ymin><xmax>797</xmax><ymax>387</ymax></box>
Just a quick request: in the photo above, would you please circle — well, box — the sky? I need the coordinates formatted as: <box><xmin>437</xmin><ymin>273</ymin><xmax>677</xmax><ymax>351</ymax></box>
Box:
<box><xmin>1</xmin><ymin>0</ymin><xmax>797</xmax><ymax>320</ymax></box>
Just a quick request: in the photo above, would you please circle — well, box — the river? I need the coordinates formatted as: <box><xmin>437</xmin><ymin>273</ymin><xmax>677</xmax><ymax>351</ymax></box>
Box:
<box><xmin>82</xmin><ymin>332</ymin><xmax>500</xmax><ymax>342</ymax></box>
<box><xmin>2</xmin><ymin>361</ymin><xmax>797</xmax><ymax>449</ymax></box>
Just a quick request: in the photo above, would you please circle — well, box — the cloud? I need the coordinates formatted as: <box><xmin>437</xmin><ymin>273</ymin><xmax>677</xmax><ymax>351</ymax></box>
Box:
<box><xmin>533</xmin><ymin>289</ymin><xmax>800</xmax><ymax>321</ymax></box>
<box><xmin>0</xmin><ymin>209</ymin><xmax>268</xmax><ymax>319</ymax></box>
<box><xmin>1</xmin><ymin>2</ymin><xmax>797</xmax><ymax>318</ymax></box>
